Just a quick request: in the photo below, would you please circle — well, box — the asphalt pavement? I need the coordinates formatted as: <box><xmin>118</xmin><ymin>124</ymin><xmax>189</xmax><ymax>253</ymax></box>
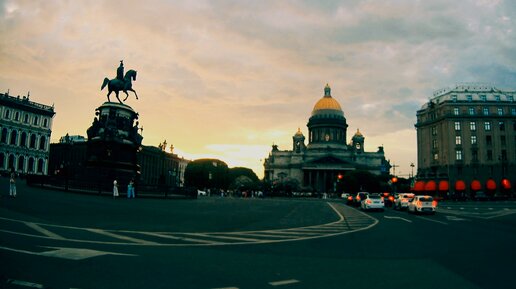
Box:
<box><xmin>1</xmin><ymin>179</ymin><xmax>515</xmax><ymax>289</ymax></box>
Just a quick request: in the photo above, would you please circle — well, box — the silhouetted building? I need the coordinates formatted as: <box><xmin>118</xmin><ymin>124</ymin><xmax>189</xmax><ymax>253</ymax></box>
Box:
<box><xmin>264</xmin><ymin>84</ymin><xmax>390</xmax><ymax>193</ymax></box>
<box><xmin>0</xmin><ymin>91</ymin><xmax>55</xmax><ymax>175</ymax></box>
<box><xmin>415</xmin><ymin>83</ymin><xmax>515</xmax><ymax>197</ymax></box>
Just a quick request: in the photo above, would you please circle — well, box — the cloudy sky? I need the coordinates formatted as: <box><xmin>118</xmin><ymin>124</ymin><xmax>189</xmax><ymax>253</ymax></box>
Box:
<box><xmin>1</xmin><ymin>0</ymin><xmax>515</xmax><ymax>178</ymax></box>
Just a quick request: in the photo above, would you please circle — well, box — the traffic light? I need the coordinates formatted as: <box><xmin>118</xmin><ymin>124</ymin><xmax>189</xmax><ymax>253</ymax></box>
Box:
<box><xmin>391</xmin><ymin>177</ymin><xmax>398</xmax><ymax>183</ymax></box>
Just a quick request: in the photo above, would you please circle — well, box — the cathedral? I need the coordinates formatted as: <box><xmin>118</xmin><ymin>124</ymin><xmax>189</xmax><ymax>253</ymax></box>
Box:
<box><xmin>264</xmin><ymin>84</ymin><xmax>390</xmax><ymax>193</ymax></box>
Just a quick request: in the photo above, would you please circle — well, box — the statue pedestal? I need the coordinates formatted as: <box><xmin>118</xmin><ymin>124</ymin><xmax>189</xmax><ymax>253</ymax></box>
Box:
<box><xmin>85</xmin><ymin>102</ymin><xmax>143</xmax><ymax>189</ymax></box>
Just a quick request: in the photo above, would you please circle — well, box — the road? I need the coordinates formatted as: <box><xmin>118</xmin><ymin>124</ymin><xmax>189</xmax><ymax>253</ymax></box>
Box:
<box><xmin>1</xmin><ymin>180</ymin><xmax>515</xmax><ymax>289</ymax></box>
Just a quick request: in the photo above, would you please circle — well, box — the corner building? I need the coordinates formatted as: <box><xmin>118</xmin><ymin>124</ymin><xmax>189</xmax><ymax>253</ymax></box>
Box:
<box><xmin>415</xmin><ymin>83</ymin><xmax>515</xmax><ymax>197</ymax></box>
<box><xmin>264</xmin><ymin>84</ymin><xmax>390</xmax><ymax>193</ymax></box>
<box><xmin>0</xmin><ymin>92</ymin><xmax>55</xmax><ymax>175</ymax></box>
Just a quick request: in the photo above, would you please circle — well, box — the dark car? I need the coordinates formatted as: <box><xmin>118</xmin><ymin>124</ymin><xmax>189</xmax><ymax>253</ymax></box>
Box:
<box><xmin>353</xmin><ymin>192</ymin><xmax>370</xmax><ymax>207</ymax></box>
<box><xmin>382</xmin><ymin>192</ymin><xmax>395</xmax><ymax>207</ymax></box>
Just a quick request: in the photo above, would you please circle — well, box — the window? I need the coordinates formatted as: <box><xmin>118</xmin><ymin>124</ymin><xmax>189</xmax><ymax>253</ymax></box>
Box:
<box><xmin>468</xmin><ymin>108</ymin><xmax>475</xmax><ymax>115</ymax></box>
<box><xmin>472</xmin><ymin>150</ymin><xmax>478</xmax><ymax>161</ymax></box>
<box><xmin>502</xmin><ymin>150</ymin><xmax>507</xmax><ymax>161</ymax></box>
<box><xmin>24</xmin><ymin>114</ymin><xmax>29</xmax><ymax>123</ymax></box>
<box><xmin>14</xmin><ymin>111</ymin><xmax>19</xmax><ymax>121</ymax></box>
<box><xmin>495</xmin><ymin>95</ymin><xmax>500</xmax><ymax>102</ymax></box>
<box><xmin>498</xmin><ymin>108</ymin><xmax>503</xmax><ymax>116</ymax></box>
<box><xmin>0</xmin><ymin>128</ymin><xmax>7</xmax><ymax>143</ymax></box>
<box><xmin>432</xmin><ymin>139</ymin><xmax>438</xmax><ymax>149</ymax></box>
<box><xmin>433</xmin><ymin>153</ymin><xmax>439</xmax><ymax>160</ymax></box>
<box><xmin>455</xmin><ymin>136</ymin><xmax>462</xmax><ymax>145</ymax></box>
<box><xmin>431</xmin><ymin>126</ymin><xmax>437</xmax><ymax>136</ymax></box>
<box><xmin>471</xmin><ymin>135</ymin><xmax>477</xmax><ymax>145</ymax></box>
<box><xmin>512</xmin><ymin>108</ymin><xmax>516</xmax><ymax>115</ymax></box>
<box><xmin>43</xmin><ymin>119</ymin><xmax>48</xmax><ymax>127</ymax></box>
<box><xmin>481</xmin><ymin>95</ymin><xmax>487</xmax><ymax>102</ymax></box>
<box><xmin>20</xmin><ymin>132</ymin><xmax>27</xmax><ymax>147</ymax></box>
<box><xmin>483</xmin><ymin>107</ymin><xmax>489</xmax><ymax>115</ymax></box>
<box><xmin>455</xmin><ymin>122</ymin><xmax>461</xmax><ymax>131</ymax></box>
<box><xmin>486</xmin><ymin>135</ymin><xmax>492</xmax><ymax>146</ymax></box>
<box><xmin>467</xmin><ymin>95</ymin><xmax>472</xmax><ymax>102</ymax></box>
<box><xmin>33</xmin><ymin>116</ymin><xmax>39</xmax><ymax>126</ymax></box>
<box><xmin>4</xmin><ymin>109</ymin><xmax>10</xmax><ymax>119</ymax></box>
<box><xmin>453</xmin><ymin>108</ymin><xmax>459</xmax><ymax>115</ymax></box>
<box><xmin>452</xmin><ymin>95</ymin><xmax>457</xmax><ymax>102</ymax></box>
<box><xmin>9</xmin><ymin>130</ymin><xmax>17</xmax><ymax>145</ymax></box>
<box><xmin>484</xmin><ymin>122</ymin><xmax>491</xmax><ymax>131</ymax></box>
<box><xmin>470</xmin><ymin>122</ymin><xmax>476</xmax><ymax>131</ymax></box>
<box><xmin>499</xmin><ymin>121</ymin><xmax>505</xmax><ymax>131</ymax></box>
<box><xmin>29</xmin><ymin>134</ymin><xmax>36</xmax><ymax>148</ymax></box>
<box><xmin>509</xmin><ymin>96</ymin><xmax>514</xmax><ymax>102</ymax></box>
<box><xmin>39</xmin><ymin>136</ymin><xmax>46</xmax><ymax>150</ymax></box>
<box><xmin>501</xmin><ymin>136</ymin><xmax>506</xmax><ymax>146</ymax></box>
<box><xmin>487</xmin><ymin>150</ymin><xmax>493</xmax><ymax>161</ymax></box>
<box><xmin>455</xmin><ymin>150</ymin><xmax>462</xmax><ymax>160</ymax></box>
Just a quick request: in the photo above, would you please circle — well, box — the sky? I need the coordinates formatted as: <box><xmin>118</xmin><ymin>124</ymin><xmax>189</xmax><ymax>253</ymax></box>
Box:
<box><xmin>1</xmin><ymin>0</ymin><xmax>515</xmax><ymax>179</ymax></box>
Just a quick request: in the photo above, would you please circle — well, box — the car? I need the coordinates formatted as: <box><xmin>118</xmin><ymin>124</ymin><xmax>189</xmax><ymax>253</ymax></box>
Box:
<box><xmin>394</xmin><ymin>193</ymin><xmax>415</xmax><ymax>210</ymax></box>
<box><xmin>360</xmin><ymin>193</ymin><xmax>385</xmax><ymax>211</ymax></box>
<box><xmin>345</xmin><ymin>194</ymin><xmax>354</xmax><ymax>205</ymax></box>
<box><xmin>197</xmin><ymin>190</ymin><xmax>207</xmax><ymax>196</ymax></box>
<box><xmin>341</xmin><ymin>193</ymin><xmax>351</xmax><ymax>199</ymax></box>
<box><xmin>407</xmin><ymin>195</ymin><xmax>437</xmax><ymax>214</ymax></box>
<box><xmin>382</xmin><ymin>192</ymin><xmax>395</xmax><ymax>207</ymax></box>
<box><xmin>353</xmin><ymin>192</ymin><xmax>370</xmax><ymax>207</ymax></box>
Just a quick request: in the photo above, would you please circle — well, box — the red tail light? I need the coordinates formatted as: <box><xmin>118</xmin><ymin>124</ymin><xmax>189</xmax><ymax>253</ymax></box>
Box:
<box><xmin>366</xmin><ymin>199</ymin><xmax>371</xmax><ymax>204</ymax></box>
<box><xmin>432</xmin><ymin>200</ymin><xmax>438</xmax><ymax>207</ymax></box>
<box><xmin>347</xmin><ymin>196</ymin><xmax>353</xmax><ymax>201</ymax></box>
<box><xmin>417</xmin><ymin>201</ymin><xmax>422</xmax><ymax>207</ymax></box>
<box><xmin>388</xmin><ymin>196</ymin><xmax>394</xmax><ymax>201</ymax></box>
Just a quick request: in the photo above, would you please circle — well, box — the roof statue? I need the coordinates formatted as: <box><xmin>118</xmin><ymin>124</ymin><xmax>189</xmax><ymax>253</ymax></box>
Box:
<box><xmin>101</xmin><ymin>60</ymin><xmax>139</xmax><ymax>103</ymax></box>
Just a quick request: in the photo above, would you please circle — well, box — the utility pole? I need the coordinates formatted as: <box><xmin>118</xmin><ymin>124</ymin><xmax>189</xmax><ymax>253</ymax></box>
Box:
<box><xmin>392</xmin><ymin>163</ymin><xmax>399</xmax><ymax>177</ymax></box>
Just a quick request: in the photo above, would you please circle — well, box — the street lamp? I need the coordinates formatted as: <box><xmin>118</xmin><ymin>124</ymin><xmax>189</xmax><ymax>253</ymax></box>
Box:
<box><xmin>410</xmin><ymin>162</ymin><xmax>415</xmax><ymax>179</ymax></box>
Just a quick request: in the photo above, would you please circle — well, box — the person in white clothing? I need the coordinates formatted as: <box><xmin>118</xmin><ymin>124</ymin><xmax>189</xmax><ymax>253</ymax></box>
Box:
<box><xmin>113</xmin><ymin>179</ymin><xmax>119</xmax><ymax>198</ymax></box>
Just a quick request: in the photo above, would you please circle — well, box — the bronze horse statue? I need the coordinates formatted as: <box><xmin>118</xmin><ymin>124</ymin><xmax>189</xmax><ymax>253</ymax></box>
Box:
<box><xmin>101</xmin><ymin>69</ymin><xmax>138</xmax><ymax>103</ymax></box>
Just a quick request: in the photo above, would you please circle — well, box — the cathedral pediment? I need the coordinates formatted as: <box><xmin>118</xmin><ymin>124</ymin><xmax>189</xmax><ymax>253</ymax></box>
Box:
<box><xmin>302</xmin><ymin>155</ymin><xmax>356</xmax><ymax>170</ymax></box>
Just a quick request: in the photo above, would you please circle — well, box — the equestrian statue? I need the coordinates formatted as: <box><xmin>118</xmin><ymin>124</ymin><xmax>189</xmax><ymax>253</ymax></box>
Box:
<box><xmin>101</xmin><ymin>60</ymin><xmax>139</xmax><ymax>103</ymax></box>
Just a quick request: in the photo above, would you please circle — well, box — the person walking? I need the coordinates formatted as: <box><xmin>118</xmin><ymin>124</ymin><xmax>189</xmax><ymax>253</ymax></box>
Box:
<box><xmin>9</xmin><ymin>172</ymin><xmax>16</xmax><ymax>198</ymax></box>
<box><xmin>127</xmin><ymin>179</ymin><xmax>135</xmax><ymax>198</ymax></box>
<box><xmin>113</xmin><ymin>179</ymin><xmax>119</xmax><ymax>198</ymax></box>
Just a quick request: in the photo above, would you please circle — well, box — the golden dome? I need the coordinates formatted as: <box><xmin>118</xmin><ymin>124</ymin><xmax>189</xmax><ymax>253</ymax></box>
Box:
<box><xmin>294</xmin><ymin>127</ymin><xmax>304</xmax><ymax>136</ymax></box>
<box><xmin>354</xmin><ymin>128</ymin><xmax>363</xmax><ymax>137</ymax></box>
<box><xmin>311</xmin><ymin>84</ymin><xmax>343</xmax><ymax>115</ymax></box>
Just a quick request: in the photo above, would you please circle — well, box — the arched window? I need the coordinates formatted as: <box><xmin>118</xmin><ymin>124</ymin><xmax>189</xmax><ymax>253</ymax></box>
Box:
<box><xmin>18</xmin><ymin>156</ymin><xmax>25</xmax><ymax>171</ymax></box>
<box><xmin>4</xmin><ymin>109</ymin><xmax>10</xmax><ymax>119</ymax></box>
<box><xmin>39</xmin><ymin>136</ymin><xmax>46</xmax><ymax>150</ymax></box>
<box><xmin>14</xmin><ymin>111</ymin><xmax>20</xmax><ymax>121</ymax></box>
<box><xmin>20</xmin><ymin>132</ymin><xmax>27</xmax><ymax>147</ymax></box>
<box><xmin>0</xmin><ymin>153</ymin><xmax>4</xmax><ymax>170</ymax></box>
<box><xmin>33</xmin><ymin>116</ymin><xmax>39</xmax><ymax>126</ymax></box>
<box><xmin>8</xmin><ymin>154</ymin><xmax>15</xmax><ymax>171</ymax></box>
<box><xmin>28</xmin><ymin>157</ymin><xmax>35</xmax><ymax>173</ymax></box>
<box><xmin>43</xmin><ymin>118</ymin><xmax>48</xmax><ymax>127</ymax></box>
<box><xmin>9</xmin><ymin>130</ymin><xmax>17</xmax><ymax>145</ymax></box>
<box><xmin>30</xmin><ymin>134</ymin><xmax>37</xmax><ymax>148</ymax></box>
<box><xmin>37</xmin><ymin>159</ymin><xmax>44</xmax><ymax>173</ymax></box>
<box><xmin>24</xmin><ymin>114</ymin><xmax>29</xmax><ymax>123</ymax></box>
<box><xmin>1</xmin><ymin>128</ymin><xmax>7</xmax><ymax>143</ymax></box>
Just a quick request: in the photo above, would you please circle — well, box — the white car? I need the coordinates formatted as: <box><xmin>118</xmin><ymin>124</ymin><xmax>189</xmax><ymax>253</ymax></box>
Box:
<box><xmin>394</xmin><ymin>193</ymin><xmax>415</xmax><ymax>210</ymax></box>
<box><xmin>197</xmin><ymin>190</ymin><xmax>207</xmax><ymax>196</ymax></box>
<box><xmin>408</xmin><ymin>195</ymin><xmax>437</xmax><ymax>214</ymax></box>
<box><xmin>360</xmin><ymin>194</ymin><xmax>385</xmax><ymax>211</ymax></box>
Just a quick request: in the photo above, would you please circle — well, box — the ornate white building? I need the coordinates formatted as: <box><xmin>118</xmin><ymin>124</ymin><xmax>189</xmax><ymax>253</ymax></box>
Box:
<box><xmin>0</xmin><ymin>92</ymin><xmax>55</xmax><ymax>175</ymax></box>
<box><xmin>264</xmin><ymin>84</ymin><xmax>390</xmax><ymax>193</ymax></box>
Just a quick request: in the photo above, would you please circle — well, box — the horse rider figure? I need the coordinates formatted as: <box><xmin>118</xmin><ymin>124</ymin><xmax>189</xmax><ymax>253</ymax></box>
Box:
<box><xmin>117</xmin><ymin>60</ymin><xmax>124</xmax><ymax>82</ymax></box>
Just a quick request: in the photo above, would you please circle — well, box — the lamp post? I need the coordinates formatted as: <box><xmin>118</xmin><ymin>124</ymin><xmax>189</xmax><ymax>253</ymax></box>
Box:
<box><xmin>410</xmin><ymin>162</ymin><xmax>415</xmax><ymax>179</ymax></box>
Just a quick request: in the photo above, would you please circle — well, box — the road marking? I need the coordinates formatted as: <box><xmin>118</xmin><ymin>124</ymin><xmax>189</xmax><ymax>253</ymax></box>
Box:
<box><xmin>212</xmin><ymin>287</ymin><xmax>239</xmax><ymax>289</ymax></box>
<box><xmin>7</xmin><ymin>279</ymin><xmax>44</xmax><ymax>288</ymax></box>
<box><xmin>269</xmin><ymin>279</ymin><xmax>300</xmax><ymax>286</ymax></box>
<box><xmin>0</xmin><ymin>246</ymin><xmax>135</xmax><ymax>260</ymax></box>
<box><xmin>185</xmin><ymin>233</ymin><xmax>264</xmax><ymax>242</ymax></box>
<box><xmin>416</xmin><ymin>216</ymin><xmax>448</xmax><ymax>225</ymax></box>
<box><xmin>138</xmin><ymin>232</ymin><xmax>223</xmax><ymax>244</ymax></box>
<box><xmin>25</xmin><ymin>222</ymin><xmax>64</xmax><ymax>240</ymax></box>
<box><xmin>445</xmin><ymin>216</ymin><xmax>469</xmax><ymax>221</ymax></box>
<box><xmin>383</xmin><ymin>216</ymin><xmax>412</xmax><ymax>223</ymax></box>
<box><xmin>87</xmin><ymin>229</ymin><xmax>159</xmax><ymax>245</ymax></box>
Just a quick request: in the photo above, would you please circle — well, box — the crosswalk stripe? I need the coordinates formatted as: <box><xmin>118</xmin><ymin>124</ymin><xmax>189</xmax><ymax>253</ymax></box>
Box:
<box><xmin>140</xmin><ymin>232</ymin><xmax>223</xmax><ymax>244</ymax></box>
<box><xmin>87</xmin><ymin>229</ymin><xmax>159</xmax><ymax>245</ymax></box>
<box><xmin>184</xmin><ymin>233</ymin><xmax>264</xmax><ymax>242</ymax></box>
<box><xmin>25</xmin><ymin>222</ymin><xmax>64</xmax><ymax>240</ymax></box>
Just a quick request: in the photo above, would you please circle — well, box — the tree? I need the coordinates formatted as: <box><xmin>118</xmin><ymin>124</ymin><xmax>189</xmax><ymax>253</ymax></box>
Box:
<box><xmin>184</xmin><ymin>159</ymin><xmax>229</xmax><ymax>190</ymax></box>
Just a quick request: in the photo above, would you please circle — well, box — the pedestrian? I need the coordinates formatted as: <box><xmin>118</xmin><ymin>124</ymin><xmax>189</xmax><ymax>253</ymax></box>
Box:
<box><xmin>9</xmin><ymin>172</ymin><xmax>17</xmax><ymax>198</ymax></box>
<box><xmin>113</xmin><ymin>179</ymin><xmax>119</xmax><ymax>198</ymax></box>
<box><xmin>127</xmin><ymin>179</ymin><xmax>135</xmax><ymax>198</ymax></box>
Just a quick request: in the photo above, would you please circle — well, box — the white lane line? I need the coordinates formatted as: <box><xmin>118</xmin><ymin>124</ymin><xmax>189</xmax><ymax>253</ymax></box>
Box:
<box><xmin>0</xmin><ymin>246</ymin><xmax>135</xmax><ymax>260</ymax></box>
<box><xmin>269</xmin><ymin>279</ymin><xmax>300</xmax><ymax>286</ymax></box>
<box><xmin>86</xmin><ymin>229</ymin><xmax>159</xmax><ymax>245</ymax></box>
<box><xmin>25</xmin><ymin>222</ymin><xmax>64</xmax><ymax>240</ymax></box>
<box><xmin>184</xmin><ymin>233</ymin><xmax>264</xmax><ymax>242</ymax></box>
<box><xmin>139</xmin><ymin>232</ymin><xmax>223</xmax><ymax>244</ymax></box>
<box><xmin>7</xmin><ymin>279</ymin><xmax>44</xmax><ymax>288</ymax></box>
<box><xmin>383</xmin><ymin>216</ymin><xmax>412</xmax><ymax>223</ymax></box>
<box><xmin>416</xmin><ymin>216</ymin><xmax>448</xmax><ymax>225</ymax></box>
<box><xmin>212</xmin><ymin>287</ymin><xmax>239</xmax><ymax>289</ymax></box>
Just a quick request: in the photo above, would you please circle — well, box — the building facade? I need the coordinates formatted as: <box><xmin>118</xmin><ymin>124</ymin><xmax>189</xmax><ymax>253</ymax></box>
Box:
<box><xmin>0</xmin><ymin>92</ymin><xmax>55</xmax><ymax>175</ymax></box>
<box><xmin>415</xmin><ymin>83</ymin><xmax>515</xmax><ymax>197</ymax></box>
<box><xmin>264</xmin><ymin>84</ymin><xmax>390</xmax><ymax>193</ymax></box>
